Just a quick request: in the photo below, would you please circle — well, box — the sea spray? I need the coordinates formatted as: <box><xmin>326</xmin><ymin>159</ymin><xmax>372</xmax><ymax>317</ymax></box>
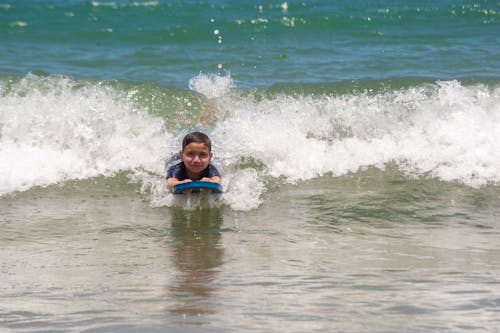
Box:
<box><xmin>188</xmin><ymin>72</ymin><xmax>234</xmax><ymax>99</ymax></box>
<box><xmin>0</xmin><ymin>74</ymin><xmax>171</xmax><ymax>195</ymax></box>
<box><xmin>2</xmin><ymin>74</ymin><xmax>499</xmax><ymax>211</ymax></box>
<box><xmin>208</xmin><ymin>79</ymin><xmax>500</xmax><ymax>189</ymax></box>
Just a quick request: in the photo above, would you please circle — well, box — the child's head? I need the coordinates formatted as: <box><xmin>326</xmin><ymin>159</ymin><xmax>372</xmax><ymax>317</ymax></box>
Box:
<box><xmin>182</xmin><ymin>131</ymin><xmax>212</xmax><ymax>152</ymax></box>
<box><xmin>180</xmin><ymin>132</ymin><xmax>213</xmax><ymax>178</ymax></box>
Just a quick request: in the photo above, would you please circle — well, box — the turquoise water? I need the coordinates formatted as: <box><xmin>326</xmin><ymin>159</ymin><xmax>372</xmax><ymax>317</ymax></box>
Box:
<box><xmin>1</xmin><ymin>1</ymin><xmax>500</xmax><ymax>332</ymax></box>
<box><xmin>1</xmin><ymin>1</ymin><xmax>499</xmax><ymax>86</ymax></box>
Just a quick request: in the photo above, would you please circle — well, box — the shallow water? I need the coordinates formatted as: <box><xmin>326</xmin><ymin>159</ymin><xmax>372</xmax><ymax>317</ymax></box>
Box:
<box><xmin>2</xmin><ymin>172</ymin><xmax>499</xmax><ymax>332</ymax></box>
<box><xmin>1</xmin><ymin>1</ymin><xmax>500</xmax><ymax>331</ymax></box>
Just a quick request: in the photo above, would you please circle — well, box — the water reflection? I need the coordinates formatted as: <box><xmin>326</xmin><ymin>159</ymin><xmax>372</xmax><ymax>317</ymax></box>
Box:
<box><xmin>168</xmin><ymin>205</ymin><xmax>224</xmax><ymax>319</ymax></box>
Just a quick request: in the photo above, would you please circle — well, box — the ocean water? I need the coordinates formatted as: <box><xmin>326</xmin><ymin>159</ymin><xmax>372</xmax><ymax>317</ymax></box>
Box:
<box><xmin>1</xmin><ymin>1</ymin><xmax>500</xmax><ymax>332</ymax></box>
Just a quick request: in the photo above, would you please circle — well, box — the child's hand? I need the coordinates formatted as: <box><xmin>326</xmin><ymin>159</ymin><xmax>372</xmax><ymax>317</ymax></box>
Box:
<box><xmin>200</xmin><ymin>177</ymin><xmax>214</xmax><ymax>182</ymax></box>
<box><xmin>178</xmin><ymin>179</ymin><xmax>193</xmax><ymax>194</ymax></box>
<box><xmin>166</xmin><ymin>178</ymin><xmax>192</xmax><ymax>193</ymax></box>
<box><xmin>200</xmin><ymin>177</ymin><xmax>221</xmax><ymax>193</ymax></box>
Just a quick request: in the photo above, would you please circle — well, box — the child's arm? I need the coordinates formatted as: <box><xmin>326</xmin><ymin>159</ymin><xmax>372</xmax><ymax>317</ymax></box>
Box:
<box><xmin>199</xmin><ymin>176</ymin><xmax>221</xmax><ymax>193</ymax></box>
<box><xmin>166</xmin><ymin>177</ymin><xmax>192</xmax><ymax>192</ymax></box>
<box><xmin>201</xmin><ymin>176</ymin><xmax>221</xmax><ymax>185</ymax></box>
<box><xmin>201</xmin><ymin>164</ymin><xmax>221</xmax><ymax>185</ymax></box>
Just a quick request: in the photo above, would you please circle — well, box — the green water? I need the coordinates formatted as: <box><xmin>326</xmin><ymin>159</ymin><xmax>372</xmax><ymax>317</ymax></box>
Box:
<box><xmin>2</xmin><ymin>171</ymin><xmax>499</xmax><ymax>332</ymax></box>
<box><xmin>1</xmin><ymin>1</ymin><xmax>500</xmax><ymax>331</ymax></box>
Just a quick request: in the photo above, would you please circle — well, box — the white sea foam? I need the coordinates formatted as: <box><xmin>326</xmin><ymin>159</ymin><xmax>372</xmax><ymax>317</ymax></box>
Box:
<box><xmin>0</xmin><ymin>74</ymin><xmax>170</xmax><ymax>195</ymax></box>
<box><xmin>188</xmin><ymin>73</ymin><xmax>233</xmax><ymax>99</ymax></box>
<box><xmin>2</xmin><ymin>74</ymin><xmax>499</xmax><ymax>211</ymax></box>
<box><xmin>209</xmin><ymin>79</ymin><xmax>500</xmax><ymax>189</ymax></box>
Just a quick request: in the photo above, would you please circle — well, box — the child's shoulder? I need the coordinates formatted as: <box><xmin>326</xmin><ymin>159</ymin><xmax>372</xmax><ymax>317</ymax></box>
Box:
<box><xmin>207</xmin><ymin>163</ymin><xmax>220</xmax><ymax>176</ymax></box>
<box><xmin>168</xmin><ymin>161</ymin><xmax>184</xmax><ymax>170</ymax></box>
<box><xmin>167</xmin><ymin>161</ymin><xmax>186</xmax><ymax>179</ymax></box>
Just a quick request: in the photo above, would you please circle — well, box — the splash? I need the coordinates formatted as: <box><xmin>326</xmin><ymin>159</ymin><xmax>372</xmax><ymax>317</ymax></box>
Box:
<box><xmin>2</xmin><ymin>75</ymin><xmax>499</xmax><ymax>211</ymax></box>
<box><xmin>188</xmin><ymin>73</ymin><xmax>234</xmax><ymax>99</ymax></box>
<box><xmin>210</xmin><ymin>80</ymin><xmax>500</xmax><ymax>188</ymax></box>
<box><xmin>0</xmin><ymin>74</ymin><xmax>171</xmax><ymax>195</ymax></box>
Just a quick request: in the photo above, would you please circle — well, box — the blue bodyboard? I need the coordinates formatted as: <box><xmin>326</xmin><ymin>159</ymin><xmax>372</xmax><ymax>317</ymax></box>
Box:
<box><xmin>173</xmin><ymin>181</ymin><xmax>223</xmax><ymax>194</ymax></box>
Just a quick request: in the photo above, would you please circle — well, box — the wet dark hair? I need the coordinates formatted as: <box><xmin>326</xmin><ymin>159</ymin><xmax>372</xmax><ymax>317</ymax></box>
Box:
<box><xmin>182</xmin><ymin>131</ymin><xmax>212</xmax><ymax>152</ymax></box>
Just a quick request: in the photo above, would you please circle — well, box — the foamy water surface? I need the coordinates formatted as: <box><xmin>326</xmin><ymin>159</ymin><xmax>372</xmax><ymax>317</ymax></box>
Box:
<box><xmin>1</xmin><ymin>74</ymin><xmax>499</xmax><ymax>210</ymax></box>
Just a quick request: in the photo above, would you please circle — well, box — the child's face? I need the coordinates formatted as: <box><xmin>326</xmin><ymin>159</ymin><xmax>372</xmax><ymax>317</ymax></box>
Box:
<box><xmin>180</xmin><ymin>142</ymin><xmax>212</xmax><ymax>177</ymax></box>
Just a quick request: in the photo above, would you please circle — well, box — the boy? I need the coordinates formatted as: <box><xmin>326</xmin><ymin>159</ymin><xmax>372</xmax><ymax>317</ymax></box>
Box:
<box><xmin>166</xmin><ymin>132</ymin><xmax>221</xmax><ymax>192</ymax></box>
